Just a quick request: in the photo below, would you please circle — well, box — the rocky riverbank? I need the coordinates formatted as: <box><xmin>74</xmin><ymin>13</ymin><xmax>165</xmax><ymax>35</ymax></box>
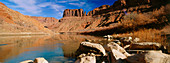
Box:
<box><xmin>20</xmin><ymin>35</ymin><xmax>169</xmax><ymax>63</ymax></box>
<box><xmin>74</xmin><ymin>35</ymin><xmax>169</xmax><ymax>63</ymax></box>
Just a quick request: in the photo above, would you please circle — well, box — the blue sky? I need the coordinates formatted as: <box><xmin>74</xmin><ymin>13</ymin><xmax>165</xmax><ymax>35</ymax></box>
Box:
<box><xmin>0</xmin><ymin>0</ymin><xmax>116</xmax><ymax>19</ymax></box>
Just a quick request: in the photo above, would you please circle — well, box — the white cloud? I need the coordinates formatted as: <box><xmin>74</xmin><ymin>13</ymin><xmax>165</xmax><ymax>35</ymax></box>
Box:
<box><xmin>69</xmin><ymin>0</ymin><xmax>79</xmax><ymax>1</ymax></box>
<box><xmin>57</xmin><ymin>1</ymin><xmax>67</xmax><ymax>3</ymax></box>
<box><xmin>8</xmin><ymin>0</ymin><xmax>41</xmax><ymax>14</ymax></box>
<box><xmin>69</xmin><ymin>2</ymin><xmax>85</xmax><ymax>7</ymax></box>
<box><xmin>38</xmin><ymin>2</ymin><xmax>51</xmax><ymax>7</ymax></box>
<box><xmin>56</xmin><ymin>12</ymin><xmax>63</xmax><ymax>18</ymax></box>
<box><xmin>6</xmin><ymin>0</ymin><xmax>89</xmax><ymax>19</ymax></box>
<box><xmin>8</xmin><ymin>0</ymin><xmax>66</xmax><ymax>15</ymax></box>
<box><xmin>55</xmin><ymin>0</ymin><xmax>79</xmax><ymax>3</ymax></box>
<box><xmin>50</xmin><ymin>4</ymin><xmax>65</xmax><ymax>11</ymax></box>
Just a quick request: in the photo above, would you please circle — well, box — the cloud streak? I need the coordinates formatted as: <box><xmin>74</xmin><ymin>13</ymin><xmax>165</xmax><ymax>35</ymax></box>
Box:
<box><xmin>9</xmin><ymin>0</ymin><xmax>41</xmax><ymax>14</ymax></box>
<box><xmin>8</xmin><ymin>0</ymin><xmax>66</xmax><ymax>15</ymax></box>
<box><xmin>69</xmin><ymin>2</ymin><xmax>85</xmax><ymax>7</ymax></box>
<box><xmin>57</xmin><ymin>1</ymin><xmax>67</xmax><ymax>3</ymax></box>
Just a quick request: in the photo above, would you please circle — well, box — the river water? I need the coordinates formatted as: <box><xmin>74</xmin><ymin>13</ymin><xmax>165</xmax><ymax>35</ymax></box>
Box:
<box><xmin>0</xmin><ymin>34</ymin><xmax>104</xmax><ymax>63</ymax></box>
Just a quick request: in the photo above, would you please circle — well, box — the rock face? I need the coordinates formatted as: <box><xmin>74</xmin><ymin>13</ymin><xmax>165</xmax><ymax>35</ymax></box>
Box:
<box><xmin>31</xmin><ymin>16</ymin><xmax>59</xmax><ymax>28</ymax></box>
<box><xmin>87</xmin><ymin>5</ymin><xmax>110</xmax><ymax>16</ymax></box>
<box><xmin>63</xmin><ymin>9</ymin><xmax>85</xmax><ymax>17</ymax></box>
<box><xmin>0</xmin><ymin>2</ymin><xmax>53</xmax><ymax>34</ymax></box>
<box><xmin>52</xmin><ymin>0</ymin><xmax>169</xmax><ymax>34</ymax></box>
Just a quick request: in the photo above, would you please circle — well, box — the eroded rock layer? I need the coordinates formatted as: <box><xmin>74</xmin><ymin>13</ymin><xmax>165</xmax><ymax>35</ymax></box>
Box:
<box><xmin>31</xmin><ymin>16</ymin><xmax>59</xmax><ymax>28</ymax></box>
<box><xmin>51</xmin><ymin>0</ymin><xmax>169</xmax><ymax>34</ymax></box>
<box><xmin>63</xmin><ymin>9</ymin><xmax>85</xmax><ymax>17</ymax></box>
<box><xmin>0</xmin><ymin>2</ymin><xmax>53</xmax><ymax>34</ymax></box>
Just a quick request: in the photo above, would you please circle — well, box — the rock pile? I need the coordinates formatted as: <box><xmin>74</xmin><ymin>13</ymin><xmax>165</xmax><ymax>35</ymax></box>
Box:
<box><xmin>75</xmin><ymin>36</ymin><xmax>169</xmax><ymax>63</ymax></box>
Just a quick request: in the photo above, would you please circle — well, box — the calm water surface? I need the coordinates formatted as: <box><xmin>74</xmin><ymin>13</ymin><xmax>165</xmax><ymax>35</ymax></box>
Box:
<box><xmin>0</xmin><ymin>35</ymin><xmax>103</xmax><ymax>63</ymax></box>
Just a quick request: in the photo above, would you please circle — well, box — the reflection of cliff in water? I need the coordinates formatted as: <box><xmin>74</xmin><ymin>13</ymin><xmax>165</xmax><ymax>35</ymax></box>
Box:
<box><xmin>0</xmin><ymin>35</ymin><xmax>103</xmax><ymax>62</ymax></box>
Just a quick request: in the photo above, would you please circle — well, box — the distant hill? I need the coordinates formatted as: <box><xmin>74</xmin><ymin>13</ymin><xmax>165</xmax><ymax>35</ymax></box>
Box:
<box><xmin>31</xmin><ymin>16</ymin><xmax>59</xmax><ymax>29</ymax></box>
<box><xmin>0</xmin><ymin>2</ymin><xmax>53</xmax><ymax>34</ymax></box>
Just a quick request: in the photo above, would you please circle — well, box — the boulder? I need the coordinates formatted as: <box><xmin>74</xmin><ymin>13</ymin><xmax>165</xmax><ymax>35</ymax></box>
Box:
<box><xmin>110</xmin><ymin>49</ymin><xmax>127</xmax><ymax>60</ymax></box>
<box><xmin>20</xmin><ymin>60</ymin><xmax>33</xmax><ymax>63</ymax></box>
<box><xmin>75</xmin><ymin>53</ymin><xmax>96</xmax><ymax>63</ymax></box>
<box><xmin>133</xmin><ymin>37</ymin><xmax>140</xmax><ymax>43</ymax></box>
<box><xmin>120</xmin><ymin>37</ymin><xmax>133</xmax><ymax>46</ymax></box>
<box><xmin>107</xmin><ymin>42</ymin><xmax>131</xmax><ymax>60</ymax></box>
<box><xmin>103</xmin><ymin>35</ymin><xmax>114</xmax><ymax>39</ymax></box>
<box><xmin>126</xmin><ymin>51</ymin><xmax>170</xmax><ymax>63</ymax></box>
<box><xmin>128</xmin><ymin>42</ymin><xmax>163</xmax><ymax>50</ymax></box>
<box><xmin>78</xmin><ymin>42</ymin><xmax>106</xmax><ymax>56</ymax></box>
<box><xmin>113</xmin><ymin>40</ymin><xmax>121</xmax><ymax>45</ymax></box>
<box><xmin>34</xmin><ymin>58</ymin><xmax>48</xmax><ymax>63</ymax></box>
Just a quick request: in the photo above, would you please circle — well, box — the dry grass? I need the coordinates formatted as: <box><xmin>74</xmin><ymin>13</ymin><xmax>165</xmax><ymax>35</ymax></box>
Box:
<box><xmin>132</xmin><ymin>29</ymin><xmax>165</xmax><ymax>43</ymax></box>
<box><xmin>113</xmin><ymin>5</ymin><xmax>169</xmax><ymax>44</ymax></box>
<box><xmin>113</xmin><ymin>28</ymin><xmax>166</xmax><ymax>44</ymax></box>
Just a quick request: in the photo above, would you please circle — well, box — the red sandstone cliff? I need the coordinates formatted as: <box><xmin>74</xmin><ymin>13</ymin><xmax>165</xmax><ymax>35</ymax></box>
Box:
<box><xmin>0</xmin><ymin>2</ymin><xmax>53</xmax><ymax>34</ymax></box>
<box><xmin>31</xmin><ymin>16</ymin><xmax>59</xmax><ymax>28</ymax></box>
<box><xmin>63</xmin><ymin>9</ymin><xmax>85</xmax><ymax>17</ymax></box>
<box><xmin>50</xmin><ymin>0</ymin><xmax>169</xmax><ymax>34</ymax></box>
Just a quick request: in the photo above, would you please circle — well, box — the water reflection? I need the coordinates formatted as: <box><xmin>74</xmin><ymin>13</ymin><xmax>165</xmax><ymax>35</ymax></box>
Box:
<box><xmin>0</xmin><ymin>35</ymin><xmax>103</xmax><ymax>63</ymax></box>
<box><xmin>0</xmin><ymin>44</ymin><xmax>7</xmax><ymax>46</ymax></box>
<box><xmin>4</xmin><ymin>43</ymin><xmax>74</xmax><ymax>63</ymax></box>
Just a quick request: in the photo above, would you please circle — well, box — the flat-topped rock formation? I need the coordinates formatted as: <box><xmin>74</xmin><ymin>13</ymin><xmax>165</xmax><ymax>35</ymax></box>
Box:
<box><xmin>63</xmin><ymin>9</ymin><xmax>85</xmax><ymax>17</ymax></box>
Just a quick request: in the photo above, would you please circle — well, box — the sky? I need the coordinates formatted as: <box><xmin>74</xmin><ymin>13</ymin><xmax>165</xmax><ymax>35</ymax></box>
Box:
<box><xmin>0</xmin><ymin>0</ymin><xmax>117</xmax><ymax>19</ymax></box>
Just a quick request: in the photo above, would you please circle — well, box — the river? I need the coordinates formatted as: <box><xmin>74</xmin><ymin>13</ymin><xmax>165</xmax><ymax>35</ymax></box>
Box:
<box><xmin>0</xmin><ymin>34</ymin><xmax>104</xmax><ymax>63</ymax></box>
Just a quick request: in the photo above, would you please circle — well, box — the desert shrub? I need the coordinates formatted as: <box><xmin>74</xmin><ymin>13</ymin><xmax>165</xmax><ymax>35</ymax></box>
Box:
<box><xmin>165</xmin><ymin>4</ymin><xmax>170</xmax><ymax>15</ymax></box>
<box><xmin>121</xmin><ymin>12</ymin><xmax>153</xmax><ymax>27</ymax></box>
<box><xmin>123</xmin><ymin>12</ymin><xmax>138</xmax><ymax>21</ymax></box>
<box><xmin>117</xmin><ymin>5</ymin><xmax>169</xmax><ymax>43</ymax></box>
